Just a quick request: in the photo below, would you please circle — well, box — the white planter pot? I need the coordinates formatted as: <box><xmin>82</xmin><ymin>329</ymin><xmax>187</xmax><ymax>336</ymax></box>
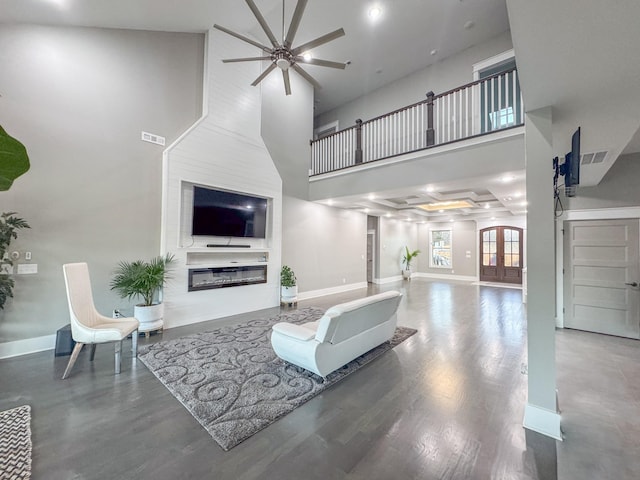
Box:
<box><xmin>402</xmin><ymin>269</ymin><xmax>412</xmax><ymax>280</ymax></box>
<box><xmin>134</xmin><ymin>303</ymin><xmax>164</xmax><ymax>333</ymax></box>
<box><xmin>281</xmin><ymin>285</ymin><xmax>298</xmax><ymax>303</ymax></box>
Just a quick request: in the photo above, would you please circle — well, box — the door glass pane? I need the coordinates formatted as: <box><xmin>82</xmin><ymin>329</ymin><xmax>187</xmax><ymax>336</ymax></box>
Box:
<box><xmin>504</xmin><ymin>255</ymin><xmax>512</xmax><ymax>267</ymax></box>
<box><xmin>489</xmin><ymin>242</ymin><xmax>496</xmax><ymax>254</ymax></box>
<box><xmin>504</xmin><ymin>242</ymin><xmax>512</xmax><ymax>254</ymax></box>
<box><xmin>512</xmin><ymin>230</ymin><xmax>519</xmax><ymax>241</ymax></box>
<box><xmin>489</xmin><ymin>253</ymin><xmax>496</xmax><ymax>266</ymax></box>
<box><xmin>504</xmin><ymin>229</ymin><xmax>512</xmax><ymax>241</ymax></box>
<box><xmin>512</xmin><ymin>254</ymin><xmax>520</xmax><ymax>267</ymax></box>
<box><xmin>483</xmin><ymin>231</ymin><xmax>490</xmax><ymax>241</ymax></box>
<box><xmin>483</xmin><ymin>253</ymin><xmax>490</xmax><ymax>266</ymax></box>
<box><xmin>490</xmin><ymin>230</ymin><xmax>496</xmax><ymax>241</ymax></box>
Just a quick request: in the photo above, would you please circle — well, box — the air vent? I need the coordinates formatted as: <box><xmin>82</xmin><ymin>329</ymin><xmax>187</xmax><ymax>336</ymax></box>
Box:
<box><xmin>141</xmin><ymin>131</ymin><xmax>166</xmax><ymax>146</ymax></box>
<box><xmin>592</xmin><ymin>151</ymin><xmax>607</xmax><ymax>164</ymax></box>
<box><xmin>581</xmin><ymin>151</ymin><xmax>607</xmax><ymax>165</ymax></box>
<box><xmin>581</xmin><ymin>153</ymin><xmax>594</xmax><ymax>165</ymax></box>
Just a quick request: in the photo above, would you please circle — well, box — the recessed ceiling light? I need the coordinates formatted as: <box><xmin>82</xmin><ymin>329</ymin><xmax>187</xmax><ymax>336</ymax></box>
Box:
<box><xmin>368</xmin><ymin>194</ymin><xmax>376</xmax><ymax>200</ymax></box>
<box><xmin>514</xmin><ymin>191</ymin><xmax>522</xmax><ymax>198</ymax></box>
<box><xmin>419</xmin><ymin>200</ymin><xmax>473</xmax><ymax>212</ymax></box>
<box><xmin>327</xmin><ymin>199</ymin><xmax>333</xmax><ymax>206</ymax></box>
<box><xmin>520</xmin><ymin>201</ymin><xmax>528</xmax><ymax>207</ymax></box>
<box><xmin>450</xmin><ymin>219</ymin><xmax>455</xmax><ymax>222</ymax></box>
<box><xmin>491</xmin><ymin>216</ymin><xmax>496</xmax><ymax>220</ymax></box>
<box><xmin>386</xmin><ymin>213</ymin><xmax>391</xmax><ymax>217</ymax></box>
<box><xmin>484</xmin><ymin>203</ymin><xmax>490</xmax><ymax>209</ymax></box>
<box><xmin>501</xmin><ymin>175</ymin><xmax>515</xmax><ymax>183</ymax></box>
<box><xmin>368</xmin><ymin>6</ymin><xmax>382</xmax><ymax>20</ymax></box>
<box><xmin>364</xmin><ymin>208</ymin><xmax>370</xmax><ymax>213</ymax></box>
<box><xmin>426</xmin><ymin>186</ymin><xmax>435</xmax><ymax>193</ymax></box>
<box><xmin>430</xmin><ymin>49</ymin><xmax>438</xmax><ymax>56</ymax></box>
<box><xmin>464</xmin><ymin>20</ymin><xmax>475</xmax><ymax>30</ymax></box>
<box><xmin>438</xmin><ymin>209</ymin><xmax>445</xmax><ymax>213</ymax></box>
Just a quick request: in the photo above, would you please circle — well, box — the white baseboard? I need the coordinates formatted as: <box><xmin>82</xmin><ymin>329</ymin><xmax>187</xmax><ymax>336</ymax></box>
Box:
<box><xmin>298</xmin><ymin>282</ymin><xmax>368</xmax><ymax>301</ymax></box>
<box><xmin>372</xmin><ymin>276</ymin><xmax>403</xmax><ymax>285</ymax></box>
<box><xmin>0</xmin><ymin>334</ymin><xmax>56</xmax><ymax>359</ymax></box>
<box><xmin>523</xmin><ymin>403</ymin><xmax>563</xmax><ymax>441</ymax></box>
<box><xmin>413</xmin><ymin>272</ymin><xmax>478</xmax><ymax>282</ymax></box>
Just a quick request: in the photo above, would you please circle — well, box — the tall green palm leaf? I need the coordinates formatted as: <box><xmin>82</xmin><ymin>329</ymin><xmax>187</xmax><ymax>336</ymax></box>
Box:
<box><xmin>110</xmin><ymin>254</ymin><xmax>174</xmax><ymax>306</ymax></box>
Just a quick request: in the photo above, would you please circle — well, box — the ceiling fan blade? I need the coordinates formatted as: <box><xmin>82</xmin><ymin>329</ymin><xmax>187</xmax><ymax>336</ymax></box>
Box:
<box><xmin>292</xmin><ymin>64</ymin><xmax>321</xmax><ymax>89</ymax></box>
<box><xmin>284</xmin><ymin>0</ymin><xmax>308</xmax><ymax>49</ymax></box>
<box><xmin>222</xmin><ymin>56</ymin><xmax>273</xmax><ymax>63</ymax></box>
<box><xmin>295</xmin><ymin>57</ymin><xmax>346</xmax><ymax>69</ymax></box>
<box><xmin>213</xmin><ymin>24</ymin><xmax>272</xmax><ymax>53</ymax></box>
<box><xmin>292</xmin><ymin>28</ymin><xmax>345</xmax><ymax>56</ymax></box>
<box><xmin>245</xmin><ymin>0</ymin><xmax>280</xmax><ymax>48</ymax></box>
<box><xmin>251</xmin><ymin>63</ymin><xmax>277</xmax><ymax>86</ymax></box>
<box><xmin>282</xmin><ymin>69</ymin><xmax>292</xmax><ymax>96</ymax></box>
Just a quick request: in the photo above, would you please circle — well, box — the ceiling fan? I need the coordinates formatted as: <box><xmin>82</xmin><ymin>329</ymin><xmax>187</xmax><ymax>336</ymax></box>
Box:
<box><xmin>213</xmin><ymin>0</ymin><xmax>347</xmax><ymax>95</ymax></box>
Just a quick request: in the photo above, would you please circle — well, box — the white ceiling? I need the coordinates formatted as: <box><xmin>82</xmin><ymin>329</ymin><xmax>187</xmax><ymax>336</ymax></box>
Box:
<box><xmin>3</xmin><ymin>0</ymin><xmax>638</xmax><ymax>222</ymax></box>
<box><xmin>0</xmin><ymin>0</ymin><xmax>510</xmax><ymax>115</ymax></box>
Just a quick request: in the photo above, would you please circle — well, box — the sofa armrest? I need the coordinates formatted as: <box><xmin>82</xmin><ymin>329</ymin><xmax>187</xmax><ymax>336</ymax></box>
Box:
<box><xmin>272</xmin><ymin>322</ymin><xmax>316</xmax><ymax>341</ymax></box>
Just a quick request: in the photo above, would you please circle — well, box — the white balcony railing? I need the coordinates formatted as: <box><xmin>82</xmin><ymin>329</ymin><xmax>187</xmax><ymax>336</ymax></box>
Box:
<box><xmin>310</xmin><ymin>68</ymin><xmax>523</xmax><ymax>176</ymax></box>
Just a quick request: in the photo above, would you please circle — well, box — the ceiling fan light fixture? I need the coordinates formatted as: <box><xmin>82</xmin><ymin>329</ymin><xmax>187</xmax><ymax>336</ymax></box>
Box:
<box><xmin>368</xmin><ymin>6</ymin><xmax>382</xmax><ymax>20</ymax></box>
<box><xmin>276</xmin><ymin>58</ymin><xmax>291</xmax><ymax>70</ymax></box>
<box><xmin>214</xmin><ymin>0</ymin><xmax>347</xmax><ymax>96</ymax></box>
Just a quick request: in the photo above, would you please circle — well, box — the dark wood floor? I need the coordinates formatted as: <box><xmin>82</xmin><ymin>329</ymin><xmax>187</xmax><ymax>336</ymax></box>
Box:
<box><xmin>1</xmin><ymin>279</ymin><xmax>638</xmax><ymax>479</ymax></box>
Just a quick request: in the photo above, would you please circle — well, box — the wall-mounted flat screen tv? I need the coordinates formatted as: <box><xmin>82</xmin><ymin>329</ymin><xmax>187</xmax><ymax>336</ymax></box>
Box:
<box><xmin>192</xmin><ymin>186</ymin><xmax>267</xmax><ymax>238</ymax></box>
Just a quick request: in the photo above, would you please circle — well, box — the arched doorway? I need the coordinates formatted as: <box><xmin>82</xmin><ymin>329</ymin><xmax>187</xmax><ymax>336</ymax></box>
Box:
<box><xmin>479</xmin><ymin>226</ymin><xmax>523</xmax><ymax>284</ymax></box>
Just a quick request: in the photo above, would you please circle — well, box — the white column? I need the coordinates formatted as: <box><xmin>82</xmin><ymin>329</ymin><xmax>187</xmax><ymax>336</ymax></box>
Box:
<box><xmin>523</xmin><ymin>107</ymin><xmax>562</xmax><ymax>440</ymax></box>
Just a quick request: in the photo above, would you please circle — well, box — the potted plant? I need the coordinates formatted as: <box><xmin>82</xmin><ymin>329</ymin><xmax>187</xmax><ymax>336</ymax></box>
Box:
<box><xmin>110</xmin><ymin>253</ymin><xmax>174</xmax><ymax>333</ymax></box>
<box><xmin>280</xmin><ymin>265</ymin><xmax>298</xmax><ymax>305</ymax></box>
<box><xmin>0</xmin><ymin>212</ymin><xmax>30</xmax><ymax>310</ymax></box>
<box><xmin>402</xmin><ymin>246</ymin><xmax>420</xmax><ymax>280</ymax></box>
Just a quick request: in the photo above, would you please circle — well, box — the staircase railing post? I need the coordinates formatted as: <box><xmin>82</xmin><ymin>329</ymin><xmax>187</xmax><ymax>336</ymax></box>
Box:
<box><xmin>355</xmin><ymin>119</ymin><xmax>363</xmax><ymax>164</ymax></box>
<box><xmin>426</xmin><ymin>91</ymin><xmax>435</xmax><ymax>146</ymax></box>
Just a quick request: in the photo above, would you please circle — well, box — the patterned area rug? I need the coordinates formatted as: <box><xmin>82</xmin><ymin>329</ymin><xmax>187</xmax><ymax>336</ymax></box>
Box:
<box><xmin>139</xmin><ymin>307</ymin><xmax>416</xmax><ymax>451</ymax></box>
<box><xmin>0</xmin><ymin>405</ymin><xmax>32</xmax><ymax>480</ymax></box>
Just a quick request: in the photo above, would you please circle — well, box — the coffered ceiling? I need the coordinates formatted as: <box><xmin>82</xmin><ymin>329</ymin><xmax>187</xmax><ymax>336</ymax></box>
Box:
<box><xmin>316</xmin><ymin>171</ymin><xmax>527</xmax><ymax>223</ymax></box>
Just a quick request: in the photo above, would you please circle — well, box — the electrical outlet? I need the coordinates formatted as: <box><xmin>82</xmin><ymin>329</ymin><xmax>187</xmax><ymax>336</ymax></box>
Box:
<box><xmin>0</xmin><ymin>263</ymin><xmax>13</xmax><ymax>275</ymax></box>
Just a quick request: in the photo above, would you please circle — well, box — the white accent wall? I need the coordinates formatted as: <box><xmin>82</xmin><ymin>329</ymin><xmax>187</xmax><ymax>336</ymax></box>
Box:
<box><xmin>161</xmin><ymin>30</ymin><xmax>283</xmax><ymax>328</ymax></box>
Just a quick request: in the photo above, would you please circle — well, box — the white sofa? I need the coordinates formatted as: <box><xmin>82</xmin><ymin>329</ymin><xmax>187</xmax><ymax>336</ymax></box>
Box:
<box><xmin>270</xmin><ymin>290</ymin><xmax>403</xmax><ymax>377</ymax></box>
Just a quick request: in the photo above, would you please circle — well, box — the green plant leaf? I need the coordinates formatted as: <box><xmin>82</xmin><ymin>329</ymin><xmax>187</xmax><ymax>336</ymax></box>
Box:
<box><xmin>110</xmin><ymin>254</ymin><xmax>174</xmax><ymax>306</ymax></box>
<box><xmin>0</xmin><ymin>126</ymin><xmax>30</xmax><ymax>191</ymax></box>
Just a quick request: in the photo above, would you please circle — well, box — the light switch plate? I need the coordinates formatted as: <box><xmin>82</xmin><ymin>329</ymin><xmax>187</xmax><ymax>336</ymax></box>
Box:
<box><xmin>17</xmin><ymin>263</ymin><xmax>37</xmax><ymax>274</ymax></box>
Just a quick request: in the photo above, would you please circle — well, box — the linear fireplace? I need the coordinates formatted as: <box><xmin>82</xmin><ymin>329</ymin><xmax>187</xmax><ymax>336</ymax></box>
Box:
<box><xmin>188</xmin><ymin>265</ymin><xmax>267</xmax><ymax>291</ymax></box>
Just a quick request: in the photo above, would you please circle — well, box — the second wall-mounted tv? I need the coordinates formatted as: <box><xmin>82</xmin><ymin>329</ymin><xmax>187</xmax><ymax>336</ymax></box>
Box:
<box><xmin>192</xmin><ymin>186</ymin><xmax>267</xmax><ymax>238</ymax></box>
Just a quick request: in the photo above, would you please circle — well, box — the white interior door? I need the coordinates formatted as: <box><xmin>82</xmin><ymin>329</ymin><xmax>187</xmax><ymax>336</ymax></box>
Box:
<box><xmin>564</xmin><ymin>219</ymin><xmax>640</xmax><ymax>339</ymax></box>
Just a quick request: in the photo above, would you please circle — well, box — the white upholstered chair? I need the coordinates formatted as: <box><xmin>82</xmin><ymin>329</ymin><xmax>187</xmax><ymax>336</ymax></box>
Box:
<box><xmin>61</xmin><ymin>262</ymin><xmax>139</xmax><ymax>380</ymax></box>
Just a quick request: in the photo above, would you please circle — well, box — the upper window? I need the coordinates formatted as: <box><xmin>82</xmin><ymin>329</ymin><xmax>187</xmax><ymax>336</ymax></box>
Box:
<box><xmin>430</xmin><ymin>229</ymin><xmax>452</xmax><ymax>268</ymax></box>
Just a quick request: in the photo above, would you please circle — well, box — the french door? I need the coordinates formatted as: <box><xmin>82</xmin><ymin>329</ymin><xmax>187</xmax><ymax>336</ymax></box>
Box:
<box><xmin>479</xmin><ymin>226</ymin><xmax>523</xmax><ymax>284</ymax></box>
